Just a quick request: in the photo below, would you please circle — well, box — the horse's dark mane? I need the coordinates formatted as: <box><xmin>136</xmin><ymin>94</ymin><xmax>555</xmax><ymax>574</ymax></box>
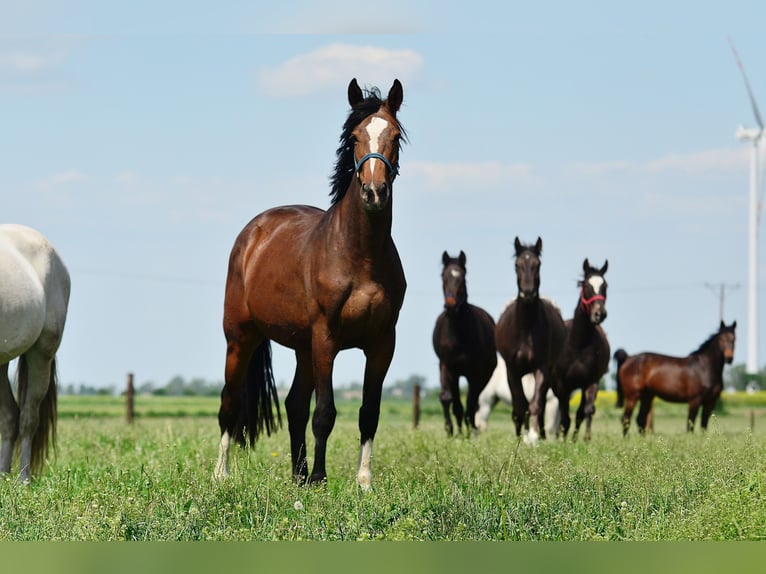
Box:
<box><xmin>692</xmin><ymin>330</ymin><xmax>727</xmax><ymax>356</ymax></box>
<box><xmin>329</xmin><ymin>86</ymin><xmax>407</xmax><ymax>205</ymax></box>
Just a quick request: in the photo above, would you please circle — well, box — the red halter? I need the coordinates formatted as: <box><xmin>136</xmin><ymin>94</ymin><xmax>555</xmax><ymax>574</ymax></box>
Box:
<box><xmin>580</xmin><ymin>286</ymin><xmax>605</xmax><ymax>311</ymax></box>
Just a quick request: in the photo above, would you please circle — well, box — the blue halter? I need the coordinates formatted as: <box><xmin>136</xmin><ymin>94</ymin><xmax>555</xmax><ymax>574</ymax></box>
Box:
<box><xmin>354</xmin><ymin>152</ymin><xmax>399</xmax><ymax>178</ymax></box>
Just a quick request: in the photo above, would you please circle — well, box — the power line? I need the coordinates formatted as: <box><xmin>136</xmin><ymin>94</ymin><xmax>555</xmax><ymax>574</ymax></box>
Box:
<box><xmin>705</xmin><ymin>282</ymin><xmax>741</xmax><ymax>323</ymax></box>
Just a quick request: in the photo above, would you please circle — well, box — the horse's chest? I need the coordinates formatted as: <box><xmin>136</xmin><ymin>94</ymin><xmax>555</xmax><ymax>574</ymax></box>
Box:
<box><xmin>340</xmin><ymin>282</ymin><xmax>389</xmax><ymax>326</ymax></box>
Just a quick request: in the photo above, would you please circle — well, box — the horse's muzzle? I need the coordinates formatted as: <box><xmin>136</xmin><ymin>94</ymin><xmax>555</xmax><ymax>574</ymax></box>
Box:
<box><xmin>361</xmin><ymin>183</ymin><xmax>389</xmax><ymax>212</ymax></box>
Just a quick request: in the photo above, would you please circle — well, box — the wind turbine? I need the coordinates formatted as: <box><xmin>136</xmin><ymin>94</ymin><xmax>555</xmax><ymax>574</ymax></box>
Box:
<box><xmin>730</xmin><ymin>38</ymin><xmax>765</xmax><ymax>376</ymax></box>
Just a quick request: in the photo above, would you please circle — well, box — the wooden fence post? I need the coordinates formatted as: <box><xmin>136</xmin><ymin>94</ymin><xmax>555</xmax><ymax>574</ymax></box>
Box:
<box><xmin>126</xmin><ymin>372</ymin><xmax>135</xmax><ymax>424</ymax></box>
<box><xmin>413</xmin><ymin>384</ymin><xmax>420</xmax><ymax>429</ymax></box>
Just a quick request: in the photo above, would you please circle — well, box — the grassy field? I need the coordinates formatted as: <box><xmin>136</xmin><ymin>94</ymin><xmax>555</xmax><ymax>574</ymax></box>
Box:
<box><xmin>1</xmin><ymin>391</ymin><xmax>765</xmax><ymax>540</ymax></box>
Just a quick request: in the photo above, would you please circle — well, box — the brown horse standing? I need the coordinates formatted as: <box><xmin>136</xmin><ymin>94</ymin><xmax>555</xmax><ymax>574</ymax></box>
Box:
<box><xmin>551</xmin><ymin>259</ymin><xmax>610</xmax><ymax>441</ymax></box>
<box><xmin>495</xmin><ymin>237</ymin><xmax>566</xmax><ymax>444</ymax></box>
<box><xmin>215</xmin><ymin>79</ymin><xmax>407</xmax><ymax>490</ymax></box>
<box><xmin>432</xmin><ymin>250</ymin><xmax>497</xmax><ymax>436</ymax></box>
<box><xmin>618</xmin><ymin>321</ymin><xmax>736</xmax><ymax>435</ymax></box>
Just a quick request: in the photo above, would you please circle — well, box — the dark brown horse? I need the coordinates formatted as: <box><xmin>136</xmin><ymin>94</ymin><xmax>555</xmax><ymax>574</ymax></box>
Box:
<box><xmin>551</xmin><ymin>259</ymin><xmax>610</xmax><ymax>441</ymax></box>
<box><xmin>495</xmin><ymin>237</ymin><xmax>566</xmax><ymax>444</ymax></box>
<box><xmin>618</xmin><ymin>321</ymin><xmax>736</xmax><ymax>435</ymax></box>
<box><xmin>215</xmin><ymin>79</ymin><xmax>407</xmax><ymax>490</ymax></box>
<box><xmin>432</xmin><ymin>250</ymin><xmax>497</xmax><ymax>436</ymax></box>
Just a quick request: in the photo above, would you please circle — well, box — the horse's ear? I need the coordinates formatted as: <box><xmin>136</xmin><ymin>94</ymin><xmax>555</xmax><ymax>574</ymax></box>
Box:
<box><xmin>583</xmin><ymin>258</ymin><xmax>590</xmax><ymax>273</ymax></box>
<box><xmin>600</xmin><ymin>260</ymin><xmax>608</xmax><ymax>275</ymax></box>
<box><xmin>514</xmin><ymin>237</ymin><xmax>523</xmax><ymax>255</ymax></box>
<box><xmin>720</xmin><ymin>320</ymin><xmax>725</xmax><ymax>330</ymax></box>
<box><xmin>387</xmin><ymin>79</ymin><xmax>403</xmax><ymax>114</ymax></box>
<box><xmin>348</xmin><ymin>78</ymin><xmax>364</xmax><ymax>107</ymax></box>
<box><xmin>731</xmin><ymin>320</ymin><xmax>737</xmax><ymax>330</ymax></box>
<box><xmin>459</xmin><ymin>250</ymin><xmax>466</xmax><ymax>267</ymax></box>
<box><xmin>442</xmin><ymin>251</ymin><xmax>450</xmax><ymax>265</ymax></box>
<box><xmin>535</xmin><ymin>237</ymin><xmax>543</xmax><ymax>255</ymax></box>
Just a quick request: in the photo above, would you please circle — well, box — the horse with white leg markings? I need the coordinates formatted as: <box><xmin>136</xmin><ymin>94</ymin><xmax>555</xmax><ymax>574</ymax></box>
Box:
<box><xmin>0</xmin><ymin>224</ymin><xmax>70</xmax><ymax>484</ymax></box>
<box><xmin>475</xmin><ymin>355</ymin><xmax>560</xmax><ymax>437</ymax></box>
<box><xmin>495</xmin><ymin>237</ymin><xmax>566</xmax><ymax>446</ymax></box>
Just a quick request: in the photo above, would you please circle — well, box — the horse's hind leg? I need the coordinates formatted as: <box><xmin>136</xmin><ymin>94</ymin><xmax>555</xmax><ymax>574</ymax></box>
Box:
<box><xmin>621</xmin><ymin>395</ymin><xmax>637</xmax><ymax>437</ymax></box>
<box><xmin>636</xmin><ymin>394</ymin><xmax>654</xmax><ymax>435</ymax></box>
<box><xmin>285</xmin><ymin>348</ymin><xmax>313</xmax><ymax>484</ymax></box>
<box><xmin>16</xmin><ymin>350</ymin><xmax>55</xmax><ymax>483</ymax></box>
<box><xmin>215</xmin><ymin>323</ymin><xmax>258</xmax><ymax>480</ymax></box>
<box><xmin>0</xmin><ymin>363</ymin><xmax>19</xmax><ymax>474</ymax></box>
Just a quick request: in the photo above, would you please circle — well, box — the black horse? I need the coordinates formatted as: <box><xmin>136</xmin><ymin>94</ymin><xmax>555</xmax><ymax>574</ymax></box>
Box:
<box><xmin>432</xmin><ymin>251</ymin><xmax>497</xmax><ymax>436</ymax></box>
<box><xmin>495</xmin><ymin>237</ymin><xmax>566</xmax><ymax>443</ymax></box>
<box><xmin>613</xmin><ymin>348</ymin><xmax>628</xmax><ymax>408</ymax></box>
<box><xmin>551</xmin><ymin>259</ymin><xmax>610</xmax><ymax>441</ymax></box>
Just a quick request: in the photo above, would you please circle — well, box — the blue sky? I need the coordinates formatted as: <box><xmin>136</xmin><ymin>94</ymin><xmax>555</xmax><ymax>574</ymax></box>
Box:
<box><xmin>2</xmin><ymin>1</ymin><xmax>765</xmax><ymax>391</ymax></box>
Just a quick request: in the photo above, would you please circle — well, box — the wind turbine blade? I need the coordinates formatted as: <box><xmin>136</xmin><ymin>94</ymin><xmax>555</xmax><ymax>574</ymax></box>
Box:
<box><xmin>729</xmin><ymin>37</ymin><xmax>765</xmax><ymax>131</ymax></box>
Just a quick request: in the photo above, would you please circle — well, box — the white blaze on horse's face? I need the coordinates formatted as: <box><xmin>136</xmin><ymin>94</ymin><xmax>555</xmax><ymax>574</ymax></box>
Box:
<box><xmin>450</xmin><ymin>268</ymin><xmax>462</xmax><ymax>278</ymax></box>
<box><xmin>587</xmin><ymin>276</ymin><xmax>605</xmax><ymax>295</ymax></box>
<box><xmin>365</xmin><ymin>117</ymin><xmax>388</xmax><ymax>179</ymax></box>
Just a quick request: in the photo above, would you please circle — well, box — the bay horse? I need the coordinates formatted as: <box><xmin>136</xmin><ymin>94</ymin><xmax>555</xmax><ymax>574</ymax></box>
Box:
<box><xmin>0</xmin><ymin>224</ymin><xmax>70</xmax><ymax>483</ymax></box>
<box><xmin>215</xmin><ymin>79</ymin><xmax>407</xmax><ymax>490</ymax></box>
<box><xmin>475</xmin><ymin>355</ymin><xmax>560</xmax><ymax>437</ymax></box>
<box><xmin>618</xmin><ymin>321</ymin><xmax>736</xmax><ymax>435</ymax></box>
<box><xmin>551</xmin><ymin>259</ymin><xmax>610</xmax><ymax>441</ymax></box>
<box><xmin>495</xmin><ymin>237</ymin><xmax>566</xmax><ymax>444</ymax></box>
<box><xmin>432</xmin><ymin>250</ymin><xmax>497</xmax><ymax>436</ymax></box>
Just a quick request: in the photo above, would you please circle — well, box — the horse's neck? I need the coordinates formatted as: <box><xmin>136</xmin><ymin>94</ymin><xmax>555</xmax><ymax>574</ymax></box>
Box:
<box><xmin>569</xmin><ymin>305</ymin><xmax>595</xmax><ymax>344</ymax></box>
<box><xmin>696</xmin><ymin>342</ymin><xmax>726</xmax><ymax>381</ymax></box>
<box><xmin>327</xmin><ymin>183</ymin><xmax>392</xmax><ymax>259</ymax></box>
<box><xmin>516</xmin><ymin>297</ymin><xmax>540</xmax><ymax>329</ymax></box>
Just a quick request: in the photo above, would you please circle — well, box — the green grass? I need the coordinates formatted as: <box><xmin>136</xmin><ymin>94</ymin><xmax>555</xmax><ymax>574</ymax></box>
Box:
<box><xmin>1</xmin><ymin>394</ymin><xmax>765</xmax><ymax>540</ymax></box>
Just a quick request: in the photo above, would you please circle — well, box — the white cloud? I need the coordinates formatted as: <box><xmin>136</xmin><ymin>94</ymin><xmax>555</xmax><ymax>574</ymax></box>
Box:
<box><xmin>257</xmin><ymin>44</ymin><xmax>423</xmax><ymax>98</ymax></box>
<box><xmin>45</xmin><ymin>169</ymin><xmax>88</xmax><ymax>186</ymax></box>
<box><xmin>645</xmin><ymin>147</ymin><xmax>748</xmax><ymax>174</ymax></box>
<box><xmin>572</xmin><ymin>147</ymin><xmax>748</xmax><ymax>178</ymax></box>
<box><xmin>0</xmin><ymin>51</ymin><xmax>49</xmax><ymax>71</ymax></box>
<box><xmin>405</xmin><ymin>161</ymin><xmax>539</xmax><ymax>191</ymax></box>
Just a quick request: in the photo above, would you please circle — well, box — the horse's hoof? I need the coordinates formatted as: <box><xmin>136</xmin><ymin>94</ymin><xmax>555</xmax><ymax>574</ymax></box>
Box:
<box><xmin>308</xmin><ymin>473</ymin><xmax>327</xmax><ymax>486</ymax></box>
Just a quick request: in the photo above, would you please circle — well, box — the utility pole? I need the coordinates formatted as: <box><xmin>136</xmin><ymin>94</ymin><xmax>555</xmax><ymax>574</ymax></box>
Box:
<box><xmin>705</xmin><ymin>282</ymin><xmax>740</xmax><ymax>323</ymax></box>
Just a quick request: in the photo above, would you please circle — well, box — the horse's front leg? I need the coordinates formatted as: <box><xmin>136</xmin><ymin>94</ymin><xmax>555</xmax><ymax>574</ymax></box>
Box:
<box><xmin>526</xmin><ymin>370</ymin><xmax>547</xmax><ymax>445</ymax></box>
<box><xmin>438</xmin><ymin>363</ymin><xmax>458</xmax><ymax>436</ymax></box>
<box><xmin>285</xmin><ymin>348</ymin><xmax>314</xmax><ymax>484</ymax></box>
<box><xmin>506</xmin><ymin>367</ymin><xmax>528</xmax><ymax>437</ymax></box>
<box><xmin>574</xmin><ymin>383</ymin><xmax>598</xmax><ymax>441</ymax></box>
<box><xmin>686</xmin><ymin>399</ymin><xmax>701</xmax><ymax>433</ymax></box>
<box><xmin>357</xmin><ymin>331</ymin><xmax>396</xmax><ymax>491</ymax></box>
<box><xmin>308</xmin><ymin>330</ymin><xmax>338</xmax><ymax>485</ymax></box>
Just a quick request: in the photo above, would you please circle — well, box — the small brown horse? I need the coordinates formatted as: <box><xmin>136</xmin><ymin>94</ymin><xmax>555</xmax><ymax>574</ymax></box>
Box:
<box><xmin>618</xmin><ymin>321</ymin><xmax>736</xmax><ymax>435</ymax></box>
<box><xmin>495</xmin><ymin>237</ymin><xmax>566</xmax><ymax>444</ymax></box>
<box><xmin>432</xmin><ymin>250</ymin><xmax>497</xmax><ymax>436</ymax></box>
<box><xmin>551</xmin><ymin>259</ymin><xmax>610</xmax><ymax>441</ymax></box>
<box><xmin>216</xmin><ymin>79</ymin><xmax>407</xmax><ymax>490</ymax></box>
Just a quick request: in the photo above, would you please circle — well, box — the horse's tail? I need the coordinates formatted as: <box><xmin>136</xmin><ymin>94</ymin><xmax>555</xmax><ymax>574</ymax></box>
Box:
<box><xmin>16</xmin><ymin>355</ymin><xmax>58</xmax><ymax>476</ymax></box>
<box><xmin>235</xmin><ymin>339</ymin><xmax>282</xmax><ymax>447</ymax></box>
<box><xmin>613</xmin><ymin>348</ymin><xmax>628</xmax><ymax>408</ymax></box>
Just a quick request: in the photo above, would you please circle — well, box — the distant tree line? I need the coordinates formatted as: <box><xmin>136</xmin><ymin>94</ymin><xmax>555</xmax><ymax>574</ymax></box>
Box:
<box><xmin>60</xmin><ymin>373</ymin><xmax>431</xmax><ymax>397</ymax></box>
<box><xmin>60</xmin><ymin>375</ymin><xmax>223</xmax><ymax>397</ymax></box>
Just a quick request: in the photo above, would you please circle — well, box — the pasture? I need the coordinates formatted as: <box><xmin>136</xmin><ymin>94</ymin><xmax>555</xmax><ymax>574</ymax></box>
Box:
<box><xmin>1</xmin><ymin>392</ymin><xmax>765</xmax><ymax>541</ymax></box>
